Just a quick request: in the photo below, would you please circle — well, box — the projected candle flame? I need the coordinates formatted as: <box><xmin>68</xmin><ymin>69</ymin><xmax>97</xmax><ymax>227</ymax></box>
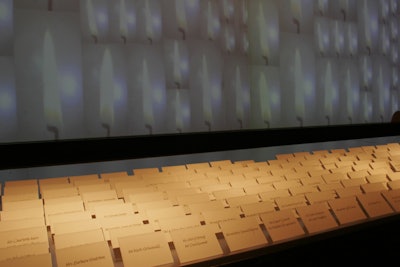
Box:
<box><xmin>235</xmin><ymin>66</ymin><xmax>244</xmax><ymax>128</ymax></box>
<box><xmin>119</xmin><ymin>0</ymin><xmax>128</xmax><ymax>43</ymax></box>
<box><xmin>87</xmin><ymin>0</ymin><xmax>98</xmax><ymax>43</ymax></box>
<box><xmin>43</xmin><ymin>29</ymin><xmax>62</xmax><ymax>140</ymax></box>
<box><xmin>317</xmin><ymin>0</ymin><xmax>328</xmax><ymax>15</ymax></box>
<box><xmin>100</xmin><ymin>48</ymin><xmax>114</xmax><ymax>137</ymax></box>
<box><xmin>173</xmin><ymin>41</ymin><xmax>182</xmax><ymax>89</ymax></box>
<box><xmin>259</xmin><ymin>71</ymin><xmax>271</xmax><ymax>128</ymax></box>
<box><xmin>142</xmin><ymin>59</ymin><xmax>154</xmax><ymax>134</ymax></box>
<box><xmin>258</xmin><ymin>2</ymin><xmax>269</xmax><ymax>65</ymax></box>
<box><xmin>294</xmin><ymin>48</ymin><xmax>305</xmax><ymax>126</ymax></box>
<box><xmin>145</xmin><ymin>0</ymin><xmax>154</xmax><ymax>44</ymax></box>
<box><xmin>201</xmin><ymin>54</ymin><xmax>212</xmax><ymax>131</ymax></box>
<box><xmin>290</xmin><ymin>0</ymin><xmax>302</xmax><ymax>34</ymax></box>
<box><xmin>324</xmin><ymin>61</ymin><xmax>333</xmax><ymax>125</ymax></box>
<box><xmin>176</xmin><ymin>0</ymin><xmax>187</xmax><ymax>40</ymax></box>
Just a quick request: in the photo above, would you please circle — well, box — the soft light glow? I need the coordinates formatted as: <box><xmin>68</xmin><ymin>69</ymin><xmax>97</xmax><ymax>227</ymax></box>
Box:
<box><xmin>201</xmin><ymin>54</ymin><xmax>212</xmax><ymax>129</ymax></box>
<box><xmin>145</xmin><ymin>0</ymin><xmax>154</xmax><ymax>43</ymax></box>
<box><xmin>0</xmin><ymin>91</ymin><xmax>13</xmax><ymax>111</ymax></box>
<box><xmin>173</xmin><ymin>41</ymin><xmax>182</xmax><ymax>88</ymax></box>
<box><xmin>99</xmin><ymin>48</ymin><xmax>114</xmax><ymax>134</ymax></box>
<box><xmin>43</xmin><ymin>29</ymin><xmax>63</xmax><ymax>137</ymax></box>
<box><xmin>317</xmin><ymin>0</ymin><xmax>328</xmax><ymax>15</ymax></box>
<box><xmin>259</xmin><ymin>71</ymin><xmax>271</xmax><ymax>127</ymax></box>
<box><xmin>176</xmin><ymin>0</ymin><xmax>187</xmax><ymax>39</ymax></box>
<box><xmin>142</xmin><ymin>58</ymin><xmax>154</xmax><ymax>132</ymax></box>
<box><xmin>87</xmin><ymin>0</ymin><xmax>98</xmax><ymax>42</ymax></box>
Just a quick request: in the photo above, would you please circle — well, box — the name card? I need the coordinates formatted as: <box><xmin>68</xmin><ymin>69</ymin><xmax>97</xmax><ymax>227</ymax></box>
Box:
<box><xmin>1</xmin><ymin>198</ymin><xmax>43</xmax><ymax>211</ymax></box>
<box><xmin>77</xmin><ymin>183</ymin><xmax>111</xmax><ymax>194</ymax></box>
<box><xmin>56</xmin><ymin>241</ymin><xmax>114</xmax><ymax>267</ymax></box>
<box><xmin>243</xmin><ymin>183</ymin><xmax>275</xmax><ymax>195</ymax></box>
<box><xmin>356</xmin><ymin>192</ymin><xmax>394</xmax><ymax>218</ymax></box>
<box><xmin>118</xmin><ymin>231</ymin><xmax>174</xmax><ymax>267</ymax></box>
<box><xmin>135</xmin><ymin>199</ymin><xmax>173</xmax><ymax>214</ymax></box>
<box><xmin>305</xmin><ymin>191</ymin><xmax>336</xmax><ymax>205</ymax></box>
<box><xmin>98</xmin><ymin>214</ymin><xmax>143</xmax><ymax>240</ymax></box>
<box><xmin>187</xmin><ymin>200</ymin><xmax>226</xmax><ymax>215</ymax></box>
<box><xmin>0</xmin><ymin>252</ymin><xmax>52</xmax><ymax>267</ymax></box>
<box><xmin>47</xmin><ymin>211</ymin><xmax>92</xmax><ymax>228</ymax></box>
<box><xmin>259</xmin><ymin>189</ymin><xmax>291</xmax><ymax>202</ymax></box>
<box><xmin>220</xmin><ymin>216</ymin><xmax>268</xmax><ymax>252</ymax></box>
<box><xmin>44</xmin><ymin>201</ymin><xmax>85</xmax><ymax>225</ymax></box>
<box><xmin>260</xmin><ymin>209</ymin><xmax>305</xmax><ymax>242</ymax></box>
<box><xmin>0</xmin><ymin>217</ymin><xmax>45</xmax><ymax>232</ymax></box>
<box><xmin>335</xmin><ymin>186</ymin><xmax>362</xmax><ymax>198</ymax></box>
<box><xmin>176</xmin><ymin>192</ymin><xmax>210</xmax><ymax>205</ymax></box>
<box><xmin>296</xmin><ymin>203</ymin><xmax>339</xmax><ymax>234</ymax></box>
<box><xmin>40</xmin><ymin>187</ymin><xmax>79</xmax><ymax>199</ymax></box>
<box><xmin>0</xmin><ymin>242</ymin><xmax>49</xmax><ymax>262</ymax></box>
<box><xmin>240</xmin><ymin>201</ymin><xmax>275</xmax><ymax>217</ymax></box>
<box><xmin>81</xmin><ymin>190</ymin><xmax>118</xmax><ymax>205</ymax></box>
<box><xmin>109</xmin><ymin>224</ymin><xmax>155</xmax><ymax>248</ymax></box>
<box><xmin>226</xmin><ymin>194</ymin><xmax>260</xmax><ymax>208</ymax></box>
<box><xmin>202</xmin><ymin>207</ymin><xmax>242</xmax><ymax>226</ymax></box>
<box><xmin>94</xmin><ymin>202</ymin><xmax>135</xmax><ymax>219</ymax></box>
<box><xmin>54</xmin><ymin>228</ymin><xmax>105</xmax><ymax>250</ymax></box>
<box><xmin>146</xmin><ymin>206</ymin><xmax>187</xmax><ymax>222</ymax></box>
<box><xmin>328</xmin><ymin>196</ymin><xmax>367</xmax><ymax>225</ymax></box>
<box><xmin>126</xmin><ymin>191</ymin><xmax>165</xmax><ymax>204</ymax></box>
<box><xmin>52</xmin><ymin>219</ymin><xmax>101</xmax><ymax>235</ymax></box>
<box><xmin>275</xmin><ymin>195</ymin><xmax>307</xmax><ymax>211</ymax></box>
<box><xmin>170</xmin><ymin>225</ymin><xmax>223</xmax><ymax>264</ymax></box>
<box><xmin>0</xmin><ymin>207</ymin><xmax>44</xmax><ymax>221</ymax></box>
<box><xmin>0</xmin><ymin>226</ymin><xmax>48</xmax><ymax>249</ymax></box>
<box><xmin>158</xmin><ymin>214</ymin><xmax>202</xmax><ymax>242</ymax></box>
<box><xmin>382</xmin><ymin>189</ymin><xmax>400</xmax><ymax>212</ymax></box>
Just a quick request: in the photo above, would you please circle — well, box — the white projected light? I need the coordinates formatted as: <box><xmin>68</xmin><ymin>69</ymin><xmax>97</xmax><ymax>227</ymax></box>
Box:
<box><xmin>259</xmin><ymin>71</ymin><xmax>271</xmax><ymax>128</ymax></box>
<box><xmin>235</xmin><ymin>66</ymin><xmax>244</xmax><ymax>128</ymax></box>
<box><xmin>176</xmin><ymin>0</ymin><xmax>187</xmax><ymax>40</ymax></box>
<box><xmin>316</xmin><ymin>0</ymin><xmax>329</xmax><ymax>16</ymax></box>
<box><xmin>290</xmin><ymin>0</ymin><xmax>302</xmax><ymax>34</ymax></box>
<box><xmin>294</xmin><ymin>48</ymin><xmax>305</xmax><ymax>126</ymax></box>
<box><xmin>99</xmin><ymin>48</ymin><xmax>114</xmax><ymax>137</ymax></box>
<box><xmin>43</xmin><ymin>29</ymin><xmax>63</xmax><ymax>140</ymax></box>
<box><xmin>173</xmin><ymin>41</ymin><xmax>182</xmax><ymax>89</ymax></box>
<box><xmin>258</xmin><ymin>2</ymin><xmax>269</xmax><ymax>64</ymax></box>
<box><xmin>87</xmin><ymin>0</ymin><xmax>98</xmax><ymax>43</ymax></box>
<box><xmin>201</xmin><ymin>54</ymin><xmax>212</xmax><ymax>131</ymax></box>
<box><xmin>119</xmin><ymin>0</ymin><xmax>128</xmax><ymax>43</ymax></box>
<box><xmin>142</xmin><ymin>59</ymin><xmax>154</xmax><ymax>134</ymax></box>
<box><xmin>145</xmin><ymin>0</ymin><xmax>154</xmax><ymax>44</ymax></box>
<box><xmin>206</xmin><ymin>0</ymin><xmax>218</xmax><ymax>41</ymax></box>
<box><xmin>324</xmin><ymin>61</ymin><xmax>333</xmax><ymax>125</ymax></box>
<box><xmin>222</xmin><ymin>0</ymin><xmax>234</xmax><ymax>23</ymax></box>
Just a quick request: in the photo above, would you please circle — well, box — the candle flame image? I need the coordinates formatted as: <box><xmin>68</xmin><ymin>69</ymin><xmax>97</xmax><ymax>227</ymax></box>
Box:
<box><xmin>316</xmin><ymin>20</ymin><xmax>326</xmax><ymax>56</ymax></box>
<box><xmin>176</xmin><ymin>0</ymin><xmax>187</xmax><ymax>40</ymax></box>
<box><xmin>294</xmin><ymin>48</ymin><xmax>305</xmax><ymax>126</ymax></box>
<box><xmin>339</xmin><ymin>0</ymin><xmax>349</xmax><ymax>21</ymax></box>
<box><xmin>201</xmin><ymin>54</ymin><xmax>212</xmax><ymax>131</ymax></box>
<box><xmin>380</xmin><ymin>26</ymin><xmax>390</xmax><ymax>55</ymax></box>
<box><xmin>87</xmin><ymin>0</ymin><xmax>98</xmax><ymax>43</ymax></box>
<box><xmin>324</xmin><ymin>61</ymin><xmax>333</xmax><ymax>125</ymax></box>
<box><xmin>145</xmin><ymin>0</ymin><xmax>154</xmax><ymax>44</ymax></box>
<box><xmin>344</xmin><ymin>66</ymin><xmax>353</xmax><ymax>123</ymax></box>
<box><xmin>119</xmin><ymin>0</ymin><xmax>128</xmax><ymax>44</ymax></box>
<box><xmin>175</xmin><ymin>90</ymin><xmax>183</xmax><ymax>132</ymax></box>
<box><xmin>235</xmin><ymin>66</ymin><xmax>244</xmax><ymax>128</ymax></box>
<box><xmin>333</xmin><ymin>21</ymin><xmax>343</xmax><ymax>57</ymax></box>
<box><xmin>257</xmin><ymin>1</ymin><xmax>269</xmax><ymax>64</ymax></box>
<box><xmin>317</xmin><ymin>0</ymin><xmax>328</xmax><ymax>16</ymax></box>
<box><xmin>241</xmin><ymin>0</ymin><xmax>248</xmax><ymax>26</ymax></box>
<box><xmin>347</xmin><ymin>23</ymin><xmax>358</xmax><ymax>56</ymax></box>
<box><xmin>259</xmin><ymin>71</ymin><xmax>271</xmax><ymax>128</ymax></box>
<box><xmin>222</xmin><ymin>0</ymin><xmax>233</xmax><ymax>23</ymax></box>
<box><xmin>142</xmin><ymin>58</ymin><xmax>154</xmax><ymax>134</ymax></box>
<box><xmin>43</xmin><ymin>29</ymin><xmax>62</xmax><ymax>140</ymax></box>
<box><xmin>223</xmin><ymin>26</ymin><xmax>235</xmax><ymax>53</ymax></box>
<box><xmin>290</xmin><ymin>0</ymin><xmax>302</xmax><ymax>34</ymax></box>
<box><xmin>99</xmin><ymin>48</ymin><xmax>114</xmax><ymax>137</ymax></box>
<box><xmin>361</xmin><ymin>56</ymin><xmax>372</xmax><ymax>91</ymax></box>
<box><xmin>173</xmin><ymin>41</ymin><xmax>182</xmax><ymax>89</ymax></box>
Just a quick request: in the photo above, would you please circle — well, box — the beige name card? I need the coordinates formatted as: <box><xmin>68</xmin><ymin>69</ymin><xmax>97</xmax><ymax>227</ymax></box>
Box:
<box><xmin>382</xmin><ymin>189</ymin><xmax>400</xmax><ymax>212</ymax></box>
<box><xmin>0</xmin><ymin>242</ymin><xmax>49</xmax><ymax>262</ymax></box>
<box><xmin>0</xmin><ymin>252</ymin><xmax>52</xmax><ymax>267</ymax></box>
<box><xmin>0</xmin><ymin>207</ymin><xmax>44</xmax><ymax>221</ymax></box>
<box><xmin>41</xmin><ymin>187</ymin><xmax>79</xmax><ymax>199</ymax></box>
<box><xmin>0</xmin><ymin>226</ymin><xmax>48</xmax><ymax>249</ymax></box>
<box><xmin>158</xmin><ymin>214</ymin><xmax>202</xmax><ymax>242</ymax></box>
<box><xmin>202</xmin><ymin>207</ymin><xmax>242</xmax><ymax>226</ymax></box>
<box><xmin>146</xmin><ymin>206</ymin><xmax>187</xmax><ymax>222</ymax></box>
<box><xmin>226</xmin><ymin>194</ymin><xmax>260</xmax><ymax>208</ymax></box>
<box><xmin>328</xmin><ymin>196</ymin><xmax>368</xmax><ymax>225</ymax></box>
<box><xmin>1</xmin><ymin>198</ymin><xmax>43</xmax><ymax>211</ymax></box>
<box><xmin>275</xmin><ymin>195</ymin><xmax>307</xmax><ymax>211</ymax></box>
<box><xmin>99</xmin><ymin>214</ymin><xmax>143</xmax><ymax>240</ymax></box>
<box><xmin>260</xmin><ymin>209</ymin><xmax>305</xmax><ymax>242</ymax></box>
<box><xmin>240</xmin><ymin>201</ymin><xmax>276</xmax><ymax>217</ymax></box>
<box><xmin>54</xmin><ymin>228</ymin><xmax>105</xmax><ymax>250</ymax></box>
<box><xmin>109</xmin><ymin>224</ymin><xmax>155</xmax><ymax>248</ymax></box>
<box><xmin>170</xmin><ymin>225</ymin><xmax>223</xmax><ymax>264</ymax></box>
<box><xmin>187</xmin><ymin>200</ymin><xmax>226</xmax><ymax>215</ymax></box>
<box><xmin>258</xmin><ymin>189</ymin><xmax>291</xmax><ymax>202</ymax></box>
<box><xmin>119</xmin><ymin>231</ymin><xmax>174</xmax><ymax>267</ymax></box>
<box><xmin>94</xmin><ymin>202</ymin><xmax>135</xmax><ymax>218</ymax></box>
<box><xmin>296</xmin><ymin>203</ymin><xmax>338</xmax><ymax>234</ymax></box>
<box><xmin>81</xmin><ymin>190</ymin><xmax>118</xmax><ymax>204</ymax></box>
<box><xmin>176</xmin><ymin>192</ymin><xmax>210</xmax><ymax>205</ymax></box>
<box><xmin>220</xmin><ymin>216</ymin><xmax>268</xmax><ymax>252</ymax></box>
<box><xmin>357</xmin><ymin>192</ymin><xmax>394</xmax><ymax>218</ymax></box>
<box><xmin>47</xmin><ymin>211</ymin><xmax>92</xmax><ymax>228</ymax></box>
<box><xmin>0</xmin><ymin>217</ymin><xmax>45</xmax><ymax>232</ymax></box>
<box><xmin>56</xmin><ymin>241</ymin><xmax>114</xmax><ymax>267</ymax></box>
<box><xmin>52</xmin><ymin>219</ymin><xmax>101</xmax><ymax>235</ymax></box>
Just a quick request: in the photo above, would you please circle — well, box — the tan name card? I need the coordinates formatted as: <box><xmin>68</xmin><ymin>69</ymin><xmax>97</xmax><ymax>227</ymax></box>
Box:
<box><xmin>94</xmin><ymin>202</ymin><xmax>135</xmax><ymax>218</ymax></box>
<box><xmin>158</xmin><ymin>214</ymin><xmax>202</xmax><ymax>242</ymax></box>
<box><xmin>176</xmin><ymin>192</ymin><xmax>210</xmax><ymax>205</ymax></box>
<box><xmin>0</xmin><ymin>242</ymin><xmax>49</xmax><ymax>262</ymax></box>
<box><xmin>296</xmin><ymin>203</ymin><xmax>338</xmax><ymax>234</ymax></box>
<box><xmin>357</xmin><ymin>192</ymin><xmax>394</xmax><ymax>218</ymax></box>
<box><xmin>56</xmin><ymin>241</ymin><xmax>114</xmax><ymax>267</ymax></box>
<box><xmin>98</xmin><ymin>214</ymin><xmax>143</xmax><ymax>240</ymax></box>
<box><xmin>81</xmin><ymin>190</ymin><xmax>118</xmax><ymax>204</ymax></box>
<box><xmin>328</xmin><ymin>196</ymin><xmax>368</xmax><ymax>225</ymax></box>
<box><xmin>41</xmin><ymin>187</ymin><xmax>79</xmax><ymax>199</ymax></box>
<box><xmin>0</xmin><ymin>217</ymin><xmax>45</xmax><ymax>232</ymax></box>
<box><xmin>52</xmin><ymin>219</ymin><xmax>101</xmax><ymax>235</ymax></box>
<box><xmin>146</xmin><ymin>205</ymin><xmax>187</xmax><ymax>222</ymax></box>
<box><xmin>170</xmin><ymin>225</ymin><xmax>223</xmax><ymax>264</ymax></box>
<box><xmin>54</xmin><ymin>228</ymin><xmax>105</xmax><ymax>250</ymax></box>
<box><xmin>0</xmin><ymin>252</ymin><xmax>52</xmax><ymax>267</ymax></box>
<box><xmin>260</xmin><ymin>209</ymin><xmax>305</xmax><ymax>242</ymax></box>
<box><xmin>226</xmin><ymin>194</ymin><xmax>260</xmax><ymax>208</ymax></box>
<box><xmin>382</xmin><ymin>189</ymin><xmax>400</xmax><ymax>212</ymax></box>
<box><xmin>0</xmin><ymin>226</ymin><xmax>48</xmax><ymax>249</ymax></box>
<box><xmin>240</xmin><ymin>201</ymin><xmax>276</xmax><ymax>217</ymax></box>
<box><xmin>47</xmin><ymin>211</ymin><xmax>92</xmax><ymax>228</ymax></box>
<box><xmin>220</xmin><ymin>216</ymin><xmax>268</xmax><ymax>252</ymax></box>
<box><xmin>119</xmin><ymin>231</ymin><xmax>174</xmax><ymax>267</ymax></box>
<box><xmin>202</xmin><ymin>207</ymin><xmax>242</xmax><ymax>226</ymax></box>
<box><xmin>275</xmin><ymin>195</ymin><xmax>307</xmax><ymax>211</ymax></box>
<box><xmin>258</xmin><ymin>189</ymin><xmax>291</xmax><ymax>201</ymax></box>
<box><xmin>187</xmin><ymin>200</ymin><xmax>226</xmax><ymax>215</ymax></box>
<box><xmin>109</xmin><ymin>224</ymin><xmax>155</xmax><ymax>248</ymax></box>
<box><xmin>1</xmin><ymin>198</ymin><xmax>43</xmax><ymax>211</ymax></box>
<box><xmin>0</xmin><ymin>207</ymin><xmax>44</xmax><ymax>221</ymax></box>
